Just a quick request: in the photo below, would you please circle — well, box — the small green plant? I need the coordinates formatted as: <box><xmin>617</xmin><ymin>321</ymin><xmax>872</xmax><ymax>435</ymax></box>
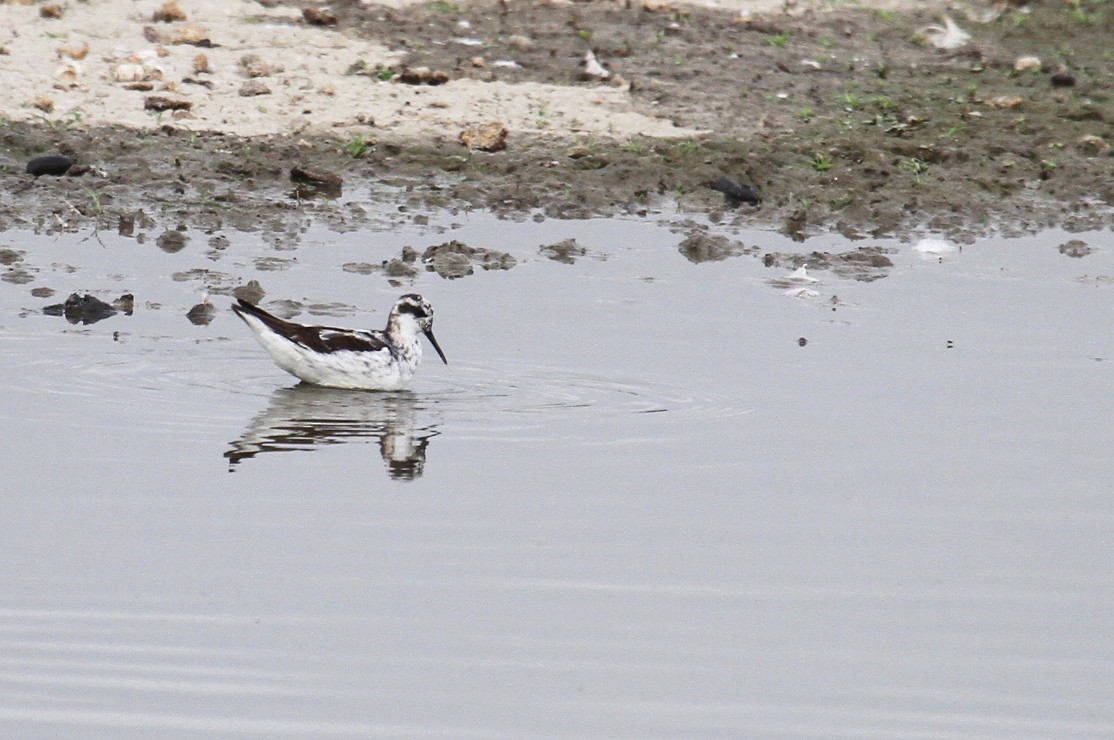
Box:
<box><xmin>1066</xmin><ymin>1</ymin><xmax>1094</xmax><ymax>25</ymax></box>
<box><xmin>905</xmin><ymin>157</ymin><xmax>929</xmax><ymax>182</ymax></box>
<box><xmin>345</xmin><ymin>136</ymin><xmax>370</xmax><ymax>158</ymax></box>
<box><xmin>798</xmin><ymin>107</ymin><xmax>814</xmax><ymax>121</ymax></box>
<box><xmin>764</xmin><ymin>31</ymin><xmax>791</xmax><ymax>47</ymax></box>
<box><xmin>427</xmin><ymin>0</ymin><xmax>458</xmax><ymax>12</ymax></box>
<box><xmin>374</xmin><ymin>64</ymin><xmax>395</xmax><ymax>81</ymax></box>
<box><xmin>872</xmin><ymin>96</ymin><xmax>897</xmax><ymax>112</ymax></box>
<box><xmin>841</xmin><ymin>92</ymin><xmax>861</xmax><ymax>110</ymax></box>
<box><xmin>622</xmin><ymin>137</ymin><xmax>647</xmax><ymax>154</ymax></box>
<box><xmin>576</xmin><ymin>29</ymin><xmax>592</xmax><ymax>43</ymax></box>
<box><xmin>77</xmin><ymin>187</ymin><xmax>108</xmax><ymax>245</ymax></box>
<box><xmin>37</xmin><ymin>110</ymin><xmax>83</xmax><ymax>132</ymax></box>
<box><xmin>82</xmin><ymin>187</ymin><xmax>105</xmax><ymax>217</ymax></box>
<box><xmin>811</xmin><ymin>152</ymin><xmax>833</xmax><ymax>171</ymax></box>
<box><xmin>671</xmin><ymin>54</ymin><xmax>687</xmax><ymax>66</ymax></box>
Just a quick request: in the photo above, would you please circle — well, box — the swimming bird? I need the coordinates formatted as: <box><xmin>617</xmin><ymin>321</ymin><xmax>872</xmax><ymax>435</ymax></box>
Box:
<box><xmin>232</xmin><ymin>294</ymin><xmax>447</xmax><ymax>390</ymax></box>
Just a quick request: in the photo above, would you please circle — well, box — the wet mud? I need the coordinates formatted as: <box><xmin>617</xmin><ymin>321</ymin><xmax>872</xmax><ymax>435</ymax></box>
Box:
<box><xmin>0</xmin><ymin>1</ymin><xmax>1111</xmax><ymax>251</ymax></box>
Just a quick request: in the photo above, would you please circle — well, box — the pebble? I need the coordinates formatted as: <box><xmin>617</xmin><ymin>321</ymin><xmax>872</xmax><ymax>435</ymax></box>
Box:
<box><xmin>153</xmin><ymin>0</ymin><xmax>187</xmax><ymax>22</ymax></box>
<box><xmin>144</xmin><ymin>95</ymin><xmax>192</xmax><ymax>111</ymax></box>
<box><xmin>707</xmin><ymin>176</ymin><xmax>762</xmax><ymax>206</ymax></box>
<box><xmin>459</xmin><ymin>122</ymin><xmax>507</xmax><ymax>152</ymax></box>
<box><xmin>1050</xmin><ymin>65</ymin><xmax>1076</xmax><ymax>88</ymax></box>
<box><xmin>1076</xmin><ymin>135</ymin><xmax>1109</xmax><ymax>155</ymax></box>
<box><xmin>238</xmin><ymin>80</ymin><xmax>271</xmax><ymax>97</ymax></box>
<box><xmin>397</xmin><ymin>67</ymin><xmax>449</xmax><ymax>85</ymax></box>
<box><xmin>26</xmin><ymin>154</ymin><xmax>73</xmax><ymax>177</ymax></box>
<box><xmin>302</xmin><ymin>7</ymin><xmax>337</xmax><ymax>26</ymax></box>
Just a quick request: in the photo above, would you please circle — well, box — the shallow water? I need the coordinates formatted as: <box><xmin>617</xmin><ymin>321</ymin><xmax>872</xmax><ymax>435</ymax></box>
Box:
<box><xmin>1</xmin><ymin>211</ymin><xmax>1112</xmax><ymax>737</ymax></box>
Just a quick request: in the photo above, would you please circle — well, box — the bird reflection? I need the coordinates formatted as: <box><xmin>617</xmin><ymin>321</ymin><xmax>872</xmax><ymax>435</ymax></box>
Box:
<box><xmin>225</xmin><ymin>386</ymin><xmax>439</xmax><ymax>480</ymax></box>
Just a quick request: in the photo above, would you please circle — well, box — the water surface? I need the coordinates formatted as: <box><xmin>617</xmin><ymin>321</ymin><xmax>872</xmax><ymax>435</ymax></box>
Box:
<box><xmin>1</xmin><ymin>213</ymin><xmax>1111</xmax><ymax>737</ymax></box>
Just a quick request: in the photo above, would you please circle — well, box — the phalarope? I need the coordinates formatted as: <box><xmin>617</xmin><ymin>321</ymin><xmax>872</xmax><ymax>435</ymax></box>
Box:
<box><xmin>232</xmin><ymin>294</ymin><xmax>447</xmax><ymax>390</ymax></box>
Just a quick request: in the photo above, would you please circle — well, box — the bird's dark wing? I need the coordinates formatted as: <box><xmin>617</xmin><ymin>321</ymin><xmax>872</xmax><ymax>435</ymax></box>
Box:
<box><xmin>233</xmin><ymin>299</ymin><xmax>390</xmax><ymax>354</ymax></box>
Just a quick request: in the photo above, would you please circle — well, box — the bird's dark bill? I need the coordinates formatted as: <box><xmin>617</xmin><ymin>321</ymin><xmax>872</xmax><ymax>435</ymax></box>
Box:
<box><xmin>424</xmin><ymin>329</ymin><xmax>448</xmax><ymax>365</ymax></box>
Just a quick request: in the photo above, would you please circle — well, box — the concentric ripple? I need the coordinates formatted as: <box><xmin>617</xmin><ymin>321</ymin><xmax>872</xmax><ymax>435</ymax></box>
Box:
<box><xmin>417</xmin><ymin>361</ymin><xmax>754</xmax><ymax>426</ymax></box>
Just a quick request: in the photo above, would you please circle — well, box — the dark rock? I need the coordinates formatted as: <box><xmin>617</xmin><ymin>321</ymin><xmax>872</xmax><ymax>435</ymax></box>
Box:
<box><xmin>302</xmin><ymin>7</ymin><xmax>337</xmax><ymax>25</ymax></box>
<box><xmin>144</xmin><ymin>95</ymin><xmax>192</xmax><ymax>112</ymax></box>
<box><xmin>26</xmin><ymin>154</ymin><xmax>73</xmax><ymax>177</ymax></box>
<box><xmin>1050</xmin><ymin>66</ymin><xmax>1076</xmax><ymax>88</ymax></box>
<box><xmin>706</xmin><ymin>175</ymin><xmax>761</xmax><ymax>206</ymax></box>
<box><xmin>43</xmin><ymin>293</ymin><xmax>118</xmax><ymax>325</ymax></box>
<box><xmin>290</xmin><ymin>166</ymin><xmax>342</xmax><ymax>197</ymax></box>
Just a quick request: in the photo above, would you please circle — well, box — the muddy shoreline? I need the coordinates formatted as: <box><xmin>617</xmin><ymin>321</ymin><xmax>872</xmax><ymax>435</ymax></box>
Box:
<box><xmin>1</xmin><ymin>0</ymin><xmax>1111</xmax><ymax>244</ymax></box>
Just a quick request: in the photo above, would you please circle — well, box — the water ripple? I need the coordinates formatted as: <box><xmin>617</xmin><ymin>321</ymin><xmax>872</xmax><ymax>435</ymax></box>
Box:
<box><xmin>418</xmin><ymin>362</ymin><xmax>754</xmax><ymax>423</ymax></box>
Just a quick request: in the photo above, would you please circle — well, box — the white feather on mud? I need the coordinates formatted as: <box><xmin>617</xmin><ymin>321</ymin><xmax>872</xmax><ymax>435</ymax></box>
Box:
<box><xmin>916</xmin><ymin>16</ymin><xmax>971</xmax><ymax>50</ymax></box>
<box><xmin>913</xmin><ymin>238</ymin><xmax>958</xmax><ymax>256</ymax></box>
<box><xmin>581</xmin><ymin>50</ymin><xmax>609</xmax><ymax>80</ymax></box>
